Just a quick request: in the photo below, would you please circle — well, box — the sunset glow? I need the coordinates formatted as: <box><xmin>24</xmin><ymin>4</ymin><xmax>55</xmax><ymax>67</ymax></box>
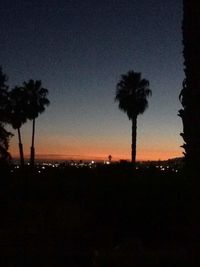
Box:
<box><xmin>2</xmin><ymin>0</ymin><xmax>183</xmax><ymax>163</ymax></box>
<box><xmin>10</xmin><ymin>139</ymin><xmax>182</xmax><ymax>162</ymax></box>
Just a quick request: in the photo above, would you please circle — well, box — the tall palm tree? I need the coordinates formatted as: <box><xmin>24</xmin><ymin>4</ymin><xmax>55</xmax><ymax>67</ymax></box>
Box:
<box><xmin>115</xmin><ymin>70</ymin><xmax>152</xmax><ymax>166</ymax></box>
<box><xmin>8</xmin><ymin>86</ymin><xmax>27</xmax><ymax>167</ymax></box>
<box><xmin>23</xmin><ymin>80</ymin><xmax>50</xmax><ymax>168</ymax></box>
<box><xmin>179</xmin><ymin>0</ymin><xmax>200</xmax><ymax>173</ymax></box>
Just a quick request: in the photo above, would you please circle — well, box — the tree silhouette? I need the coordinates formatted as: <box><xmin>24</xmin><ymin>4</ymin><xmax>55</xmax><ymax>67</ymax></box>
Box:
<box><xmin>179</xmin><ymin>0</ymin><xmax>200</xmax><ymax>172</ymax></box>
<box><xmin>23</xmin><ymin>80</ymin><xmax>50</xmax><ymax>168</ymax></box>
<box><xmin>115</xmin><ymin>70</ymin><xmax>151</xmax><ymax>166</ymax></box>
<box><xmin>0</xmin><ymin>67</ymin><xmax>12</xmax><ymax>162</ymax></box>
<box><xmin>8</xmin><ymin>86</ymin><xmax>27</xmax><ymax>167</ymax></box>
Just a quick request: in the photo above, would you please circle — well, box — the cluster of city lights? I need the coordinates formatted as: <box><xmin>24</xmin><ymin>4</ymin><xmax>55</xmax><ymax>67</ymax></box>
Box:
<box><xmin>11</xmin><ymin>158</ymin><xmax>181</xmax><ymax>174</ymax></box>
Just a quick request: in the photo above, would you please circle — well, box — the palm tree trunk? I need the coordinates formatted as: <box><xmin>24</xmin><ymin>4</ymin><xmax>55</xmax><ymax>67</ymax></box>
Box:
<box><xmin>131</xmin><ymin>116</ymin><xmax>137</xmax><ymax>167</ymax></box>
<box><xmin>30</xmin><ymin>118</ymin><xmax>35</xmax><ymax>168</ymax></box>
<box><xmin>17</xmin><ymin>128</ymin><xmax>24</xmax><ymax>167</ymax></box>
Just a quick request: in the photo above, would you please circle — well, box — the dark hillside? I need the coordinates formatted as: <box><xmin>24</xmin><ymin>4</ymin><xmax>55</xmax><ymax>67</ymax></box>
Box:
<box><xmin>0</xmin><ymin>165</ymin><xmax>194</xmax><ymax>266</ymax></box>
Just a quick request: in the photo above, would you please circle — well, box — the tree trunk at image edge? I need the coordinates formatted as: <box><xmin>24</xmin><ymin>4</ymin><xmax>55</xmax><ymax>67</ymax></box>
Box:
<box><xmin>30</xmin><ymin>118</ymin><xmax>35</xmax><ymax>168</ymax></box>
<box><xmin>181</xmin><ymin>0</ymin><xmax>200</xmax><ymax>176</ymax></box>
<box><xmin>131</xmin><ymin>116</ymin><xmax>137</xmax><ymax>167</ymax></box>
<box><xmin>17</xmin><ymin>128</ymin><xmax>24</xmax><ymax>167</ymax></box>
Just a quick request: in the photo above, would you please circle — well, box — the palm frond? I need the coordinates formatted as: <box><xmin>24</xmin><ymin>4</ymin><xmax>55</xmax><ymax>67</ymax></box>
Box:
<box><xmin>22</xmin><ymin>80</ymin><xmax>50</xmax><ymax>119</ymax></box>
<box><xmin>115</xmin><ymin>70</ymin><xmax>152</xmax><ymax>119</ymax></box>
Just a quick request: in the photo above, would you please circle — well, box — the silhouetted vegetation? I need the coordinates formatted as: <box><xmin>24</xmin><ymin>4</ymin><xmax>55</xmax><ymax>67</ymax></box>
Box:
<box><xmin>179</xmin><ymin>0</ymin><xmax>200</xmax><ymax>175</ymax></box>
<box><xmin>115</xmin><ymin>70</ymin><xmax>152</xmax><ymax>167</ymax></box>
<box><xmin>1</xmin><ymin>1</ymin><xmax>199</xmax><ymax>265</ymax></box>
<box><xmin>0</xmin><ymin>67</ymin><xmax>12</xmax><ymax>163</ymax></box>
<box><xmin>0</xmin><ymin>69</ymin><xmax>50</xmax><ymax>168</ymax></box>
<box><xmin>22</xmin><ymin>80</ymin><xmax>50</xmax><ymax>168</ymax></box>
<box><xmin>8</xmin><ymin>86</ymin><xmax>28</xmax><ymax>167</ymax></box>
<box><xmin>0</xmin><ymin>165</ymin><xmax>192</xmax><ymax>266</ymax></box>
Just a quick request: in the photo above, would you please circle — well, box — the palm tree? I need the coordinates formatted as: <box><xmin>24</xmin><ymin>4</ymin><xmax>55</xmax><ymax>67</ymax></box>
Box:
<box><xmin>23</xmin><ymin>80</ymin><xmax>50</xmax><ymax>168</ymax></box>
<box><xmin>179</xmin><ymin>0</ymin><xmax>200</xmax><ymax>173</ymax></box>
<box><xmin>115</xmin><ymin>70</ymin><xmax>152</xmax><ymax>166</ymax></box>
<box><xmin>8</xmin><ymin>86</ymin><xmax>27</xmax><ymax>167</ymax></box>
<box><xmin>0</xmin><ymin>67</ymin><xmax>12</xmax><ymax>162</ymax></box>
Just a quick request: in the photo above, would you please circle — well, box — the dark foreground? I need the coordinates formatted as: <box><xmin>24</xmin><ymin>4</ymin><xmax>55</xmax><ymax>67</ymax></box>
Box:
<box><xmin>0</xmin><ymin>164</ymin><xmax>199</xmax><ymax>266</ymax></box>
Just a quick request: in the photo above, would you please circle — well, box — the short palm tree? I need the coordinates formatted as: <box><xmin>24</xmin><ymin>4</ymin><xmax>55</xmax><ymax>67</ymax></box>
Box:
<box><xmin>115</xmin><ymin>70</ymin><xmax>152</xmax><ymax>166</ymax></box>
<box><xmin>8</xmin><ymin>86</ymin><xmax>27</xmax><ymax>167</ymax></box>
<box><xmin>23</xmin><ymin>80</ymin><xmax>50</xmax><ymax>168</ymax></box>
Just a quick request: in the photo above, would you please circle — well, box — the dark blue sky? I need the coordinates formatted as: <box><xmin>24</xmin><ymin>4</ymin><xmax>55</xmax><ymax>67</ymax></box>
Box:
<box><xmin>1</xmin><ymin>0</ymin><xmax>184</xmax><ymax>160</ymax></box>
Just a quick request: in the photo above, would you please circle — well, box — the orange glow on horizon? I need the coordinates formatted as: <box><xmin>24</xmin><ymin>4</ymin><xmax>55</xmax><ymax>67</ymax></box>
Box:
<box><xmin>10</xmin><ymin>148</ymin><xmax>182</xmax><ymax>161</ymax></box>
<box><xmin>9</xmin><ymin>132</ymin><xmax>182</xmax><ymax>162</ymax></box>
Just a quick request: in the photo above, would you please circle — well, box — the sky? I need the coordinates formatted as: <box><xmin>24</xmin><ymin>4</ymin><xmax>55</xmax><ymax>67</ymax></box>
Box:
<box><xmin>0</xmin><ymin>0</ymin><xmax>184</xmax><ymax>161</ymax></box>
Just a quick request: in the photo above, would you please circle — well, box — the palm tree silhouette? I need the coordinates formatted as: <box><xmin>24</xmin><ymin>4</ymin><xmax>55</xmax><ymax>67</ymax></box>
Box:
<box><xmin>0</xmin><ymin>67</ymin><xmax>12</xmax><ymax>162</ymax></box>
<box><xmin>115</xmin><ymin>70</ymin><xmax>151</xmax><ymax>166</ymax></box>
<box><xmin>8</xmin><ymin>86</ymin><xmax>27</xmax><ymax>167</ymax></box>
<box><xmin>23</xmin><ymin>80</ymin><xmax>50</xmax><ymax>168</ymax></box>
<box><xmin>179</xmin><ymin>0</ymin><xmax>200</xmax><ymax>172</ymax></box>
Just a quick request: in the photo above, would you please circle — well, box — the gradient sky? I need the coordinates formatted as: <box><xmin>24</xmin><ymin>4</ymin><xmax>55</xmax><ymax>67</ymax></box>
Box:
<box><xmin>1</xmin><ymin>0</ymin><xmax>184</xmax><ymax>161</ymax></box>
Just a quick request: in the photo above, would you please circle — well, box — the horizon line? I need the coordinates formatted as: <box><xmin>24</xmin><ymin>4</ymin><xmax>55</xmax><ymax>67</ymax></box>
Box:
<box><xmin>11</xmin><ymin>153</ymin><xmax>182</xmax><ymax>162</ymax></box>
